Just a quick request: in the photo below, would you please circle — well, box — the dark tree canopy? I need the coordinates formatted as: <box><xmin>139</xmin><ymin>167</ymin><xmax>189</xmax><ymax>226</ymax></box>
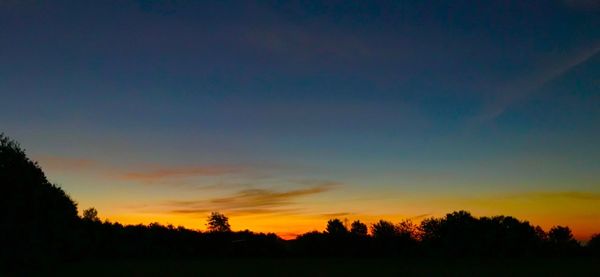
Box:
<box><xmin>588</xmin><ymin>233</ymin><xmax>600</xmax><ymax>256</ymax></box>
<box><xmin>548</xmin><ymin>226</ymin><xmax>580</xmax><ymax>254</ymax></box>
<box><xmin>350</xmin><ymin>220</ymin><xmax>368</xmax><ymax>236</ymax></box>
<box><xmin>326</xmin><ymin>218</ymin><xmax>348</xmax><ymax>236</ymax></box>
<box><xmin>82</xmin><ymin>207</ymin><xmax>100</xmax><ymax>222</ymax></box>
<box><xmin>371</xmin><ymin>220</ymin><xmax>398</xmax><ymax>239</ymax></box>
<box><xmin>1</xmin><ymin>132</ymin><xmax>599</xmax><ymax>272</ymax></box>
<box><xmin>0</xmin><ymin>133</ymin><xmax>79</xmax><ymax>267</ymax></box>
<box><xmin>207</xmin><ymin>212</ymin><xmax>231</xmax><ymax>232</ymax></box>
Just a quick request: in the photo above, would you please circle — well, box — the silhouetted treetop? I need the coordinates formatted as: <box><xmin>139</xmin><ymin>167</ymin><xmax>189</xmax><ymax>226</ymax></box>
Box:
<box><xmin>371</xmin><ymin>220</ymin><xmax>398</xmax><ymax>239</ymax></box>
<box><xmin>207</xmin><ymin>212</ymin><xmax>231</xmax><ymax>232</ymax></box>
<box><xmin>588</xmin><ymin>233</ymin><xmax>600</xmax><ymax>256</ymax></box>
<box><xmin>82</xmin><ymin>207</ymin><xmax>100</xmax><ymax>222</ymax></box>
<box><xmin>548</xmin><ymin>226</ymin><xmax>580</xmax><ymax>252</ymax></box>
<box><xmin>350</xmin><ymin>220</ymin><xmax>368</xmax><ymax>236</ymax></box>
<box><xmin>1</xmin><ymin>132</ymin><xmax>598</xmax><ymax>270</ymax></box>
<box><xmin>326</xmin><ymin>218</ymin><xmax>348</xmax><ymax>236</ymax></box>
<box><xmin>1</xmin><ymin>133</ymin><xmax>79</xmax><ymax>267</ymax></box>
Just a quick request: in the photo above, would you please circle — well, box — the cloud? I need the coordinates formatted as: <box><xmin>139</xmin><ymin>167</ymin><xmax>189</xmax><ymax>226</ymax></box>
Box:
<box><xmin>408</xmin><ymin>213</ymin><xmax>432</xmax><ymax>221</ymax></box>
<box><xmin>34</xmin><ymin>155</ymin><xmax>247</xmax><ymax>185</ymax></box>
<box><xmin>166</xmin><ymin>181</ymin><xmax>339</xmax><ymax>216</ymax></box>
<box><xmin>319</xmin><ymin>212</ymin><xmax>352</xmax><ymax>219</ymax></box>
<box><xmin>470</xmin><ymin>44</ymin><xmax>600</xmax><ymax>126</ymax></box>
<box><xmin>35</xmin><ymin>155</ymin><xmax>98</xmax><ymax>171</ymax></box>
<box><xmin>120</xmin><ymin>165</ymin><xmax>243</xmax><ymax>183</ymax></box>
<box><xmin>562</xmin><ymin>0</ymin><xmax>600</xmax><ymax>10</ymax></box>
<box><xmin>242</xmin><ymin>25</ymin><xmax>375</xmax><ymax>63</ymax></box>
<box><xmin>509</xmin><ymin>191</ymin><xmax>600</xmax><ymax>201</ymax></box>
<box><xmin>444</xmin><ymin>190</ymin><xmax>600</xmax><ymax>209</ymax></box>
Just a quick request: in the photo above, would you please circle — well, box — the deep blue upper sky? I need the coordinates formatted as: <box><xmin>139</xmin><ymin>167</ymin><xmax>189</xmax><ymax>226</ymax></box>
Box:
<box><xmin>0</xmin><ymin>0</ymin><xmax>599</xmax><ymax>235</ymax></box>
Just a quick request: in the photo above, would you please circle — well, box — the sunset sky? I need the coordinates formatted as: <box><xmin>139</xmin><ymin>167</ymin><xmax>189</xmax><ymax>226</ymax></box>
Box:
<box><xmin>1</xmin><ymin>1</ymin><xmax>599</xmax><ymax>240</ymax></box>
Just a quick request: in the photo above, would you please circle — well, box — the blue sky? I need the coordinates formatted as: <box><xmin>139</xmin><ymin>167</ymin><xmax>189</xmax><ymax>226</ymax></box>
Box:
<box><xmin>1</xmin><ymin>0</ymin><xmax>599</xmax><ymax>238</ymax></box>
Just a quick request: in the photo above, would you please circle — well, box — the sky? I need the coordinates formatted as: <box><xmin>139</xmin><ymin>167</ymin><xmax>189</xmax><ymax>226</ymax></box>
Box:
<box><xmin>1</xmin><ymin>0</ymin><xmax>599</xmax><ymax>240</ymax></box>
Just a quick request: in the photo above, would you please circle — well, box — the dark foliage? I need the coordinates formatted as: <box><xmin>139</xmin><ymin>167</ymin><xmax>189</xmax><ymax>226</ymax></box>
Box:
<box><xmin>350</xmin><ymin>220</ymin><xmax>368</xmax><ymax>236</ymax></box>
<box><xmin>547</xmin><ymin>226</ymin><xmax>581</xmax><ymax>255</ymax></box>
<box><xmin>206</xmin><ymin>212</ymin><xmax>231</xmax><ymax>233</ymax></box>
<box><xmin>1</xmin><ymin>133</ymin><xmax>598</xmax><ymax>273</ymax></box>
<box><xmin>588</xmin><ymin>233</ymin><xmax>600</xmax><ymax>256</ymax></box>
<box><xmin>0</xmin><ymin>133</ymin><xmax>80</xmax><ymax>270</ymax></box>
<box><xmin>326</xmin><ymin>218</ymin><xmax>348</xmax><ymax>236</ymax></box>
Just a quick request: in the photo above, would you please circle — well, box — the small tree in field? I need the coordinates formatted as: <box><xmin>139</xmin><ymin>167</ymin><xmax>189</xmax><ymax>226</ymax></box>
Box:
<box><xmin>207</xmin><ymin>212</ymin><xmax>231</xmax><ymax>232</ymax></box>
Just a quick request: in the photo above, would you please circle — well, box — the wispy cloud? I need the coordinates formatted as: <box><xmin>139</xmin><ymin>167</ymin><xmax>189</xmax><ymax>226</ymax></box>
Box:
<box><xmin>471</xmin><ymin>44</ymin><xmax>600</xmax><ymax>126</ymax></box>
<box><xmin>120</xmin><ymin>165</ymin><xmax>243</xmax><ymax>183</ymax></box>
<box><xmin>562</xmin><ymin>0</ymin><xmax>600</xmax><ymax>10</ymax></box>
<box><xmin>319</xmin><ymin>212</ymin><xmax>352</xmax><ymax>219</ymax></box>
<box><xmin>166</xmin><ymin>181</ymin><xmax>339</xmax><ymax>216</ymax></box>
<box><xmin>35</xmin><ymin>155</ymin><xmax>248</xmax><ymax>186</ymax></box>
<box><xmin>507</xmin><ymin>191</ymin><xmax>600</xmax><ymax>201</ymax></box>
<box><xmin>408</xmin><ymin>213</ymin><xmax>432</xmax><ymax>221</ymax></box>
<box><xmin>36</xmin><ymin>155</ymin><xmax>98</xmax><ymax>171</ymax></box>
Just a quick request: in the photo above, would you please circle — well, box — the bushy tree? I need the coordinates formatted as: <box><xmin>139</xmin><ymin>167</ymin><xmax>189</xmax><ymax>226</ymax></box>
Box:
<box><xmin>548</xmin><ymin>226</ymin><xmax>580</xmax><ymax>254</ymax></box>
<box><xmin>350</xmin><ymin>220</ymin><xmax>368</xmax><ymax>236</ymax></box>
<box><xmin>82</xmin><ymin>207</ymin><xmax>100</xmax><ymax>222</ymax></box>
<box><xmin>326</xmin><ymin>218</ymin><xmax>348</xmax><ymax>236</ymax></box>
<box><xmin>371</xmin><ymin>220</ymin><xmax>397</xmax><ymax>239</ymax></box>
<box><xmin>207</xmin><ymin>212</ymin><xmax>231</xmax><ymax>232</ymax></box>
<box><xmin>588</xmin><ymin>233</ymin><xmax>600</xmax><ymax>256</ymax></box>
<box><xmin>397</xmin><ymin>219</ymin><xmax>418</xmax><ymax>240</ymax></box>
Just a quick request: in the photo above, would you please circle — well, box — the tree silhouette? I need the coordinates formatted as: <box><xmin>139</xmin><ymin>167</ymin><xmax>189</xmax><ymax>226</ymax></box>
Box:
<box><xmin>397</xmin><ymin>219</ymin><xmax>418</xmax><ymax>241</ymax></box>
<box><xmin>82</xmin><ymin>207</ymin><xmax>100</xmax><ymax>222</ymax></box>
<box><xmin>350</xmin><ymin>220</ymin><xmax>368</xmax><ymax>236</ymax></box>
<box><xmin>326</xmin><ymin>218</ymin><xmax>348</xmax><ymax>236</ymax></box>
<box><xmin>207</xmin><ymin>212</ymin><xmax>231</xmax><ymax>232</ymax></box>
<box><xmin>2</xmin><ymin>132</ymin><xmax>597</xmax><ymax>268</ymax></box>
<box><xmin>548</xmin><ymin>226</ymin><xmax>580</xmax><ymax>255</ymax></box>
<box><xmin>371</xmin><ymin>220</ymin><xmax>397</xmax><ymax>239</ymax></box>
<box><xmin>588</xmin><ymin>233</ymin><xmax>600</xmax><ymax>256</ymax></box>
<box><xmin>0</xmin><ymin>133</ymin><xmax>79</xmax><ymax>268</ymax></box>
<box><xmin>548</xmin><ymin>226</ymin><xmax>577</xmax><ymax>244</ymax></box>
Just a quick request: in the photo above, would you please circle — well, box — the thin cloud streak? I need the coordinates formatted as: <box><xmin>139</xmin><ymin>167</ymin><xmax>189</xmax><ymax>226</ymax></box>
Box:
<box><xmin>507</xmin><ymin>191</ymin><xmax>600</xmax><ymax>201</ymax></box>
<box><xmin>35</xmin><ymin>155</ymin><xmax>248</xmax><ymax>185</ymax></box>
<box><xmin>166</xmin><ymin>182</ymin><xmax>339</xmax><ymax>216</ymax></box>
<box><xmin>36</xmin><ymin>155</ymin><xmax>98</xmax><ymax>171</ymax></box>
<box><xmin>471</xmin><ymin>44</ymin><xmax>600</xmax><ymax>126</ymax></box>
<box><xmin>121</xmin><ymin>165</ymin><xmax>243</xmax><ymax>183</ymax></box>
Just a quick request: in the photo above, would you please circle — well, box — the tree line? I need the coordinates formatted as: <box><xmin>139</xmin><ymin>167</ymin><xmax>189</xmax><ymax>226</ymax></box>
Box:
<box><xmin>1</xmin><ymin>133</ymin><xmax>600</xmax><ymax>272</ymax></box>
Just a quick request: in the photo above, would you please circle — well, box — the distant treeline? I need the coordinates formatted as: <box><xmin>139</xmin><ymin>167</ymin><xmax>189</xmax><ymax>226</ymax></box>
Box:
<box><xmin>2</xmin><ymin>133</ymin><xmax>600</xmax><ymax>271</ymax></box>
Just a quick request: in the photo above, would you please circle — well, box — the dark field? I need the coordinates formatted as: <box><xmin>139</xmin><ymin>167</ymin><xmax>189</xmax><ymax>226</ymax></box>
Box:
<box><xmin>33</xmin><ymin>257</ymin><xmax>600</xmax><ymax>276</ymax></box>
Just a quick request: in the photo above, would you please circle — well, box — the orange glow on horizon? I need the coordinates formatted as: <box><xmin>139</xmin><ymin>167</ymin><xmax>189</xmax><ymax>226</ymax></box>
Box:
<box><xmin>103</xmin><ymin>210</ymin><xmax>599</xmax><ymax>242</ymax></box>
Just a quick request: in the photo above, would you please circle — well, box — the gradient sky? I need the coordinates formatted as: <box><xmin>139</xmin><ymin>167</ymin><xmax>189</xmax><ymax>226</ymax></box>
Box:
<box><xmin>1</xmin><ymin>0</ymin><xmax>599</xmax><ymax>240</ymax></box>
